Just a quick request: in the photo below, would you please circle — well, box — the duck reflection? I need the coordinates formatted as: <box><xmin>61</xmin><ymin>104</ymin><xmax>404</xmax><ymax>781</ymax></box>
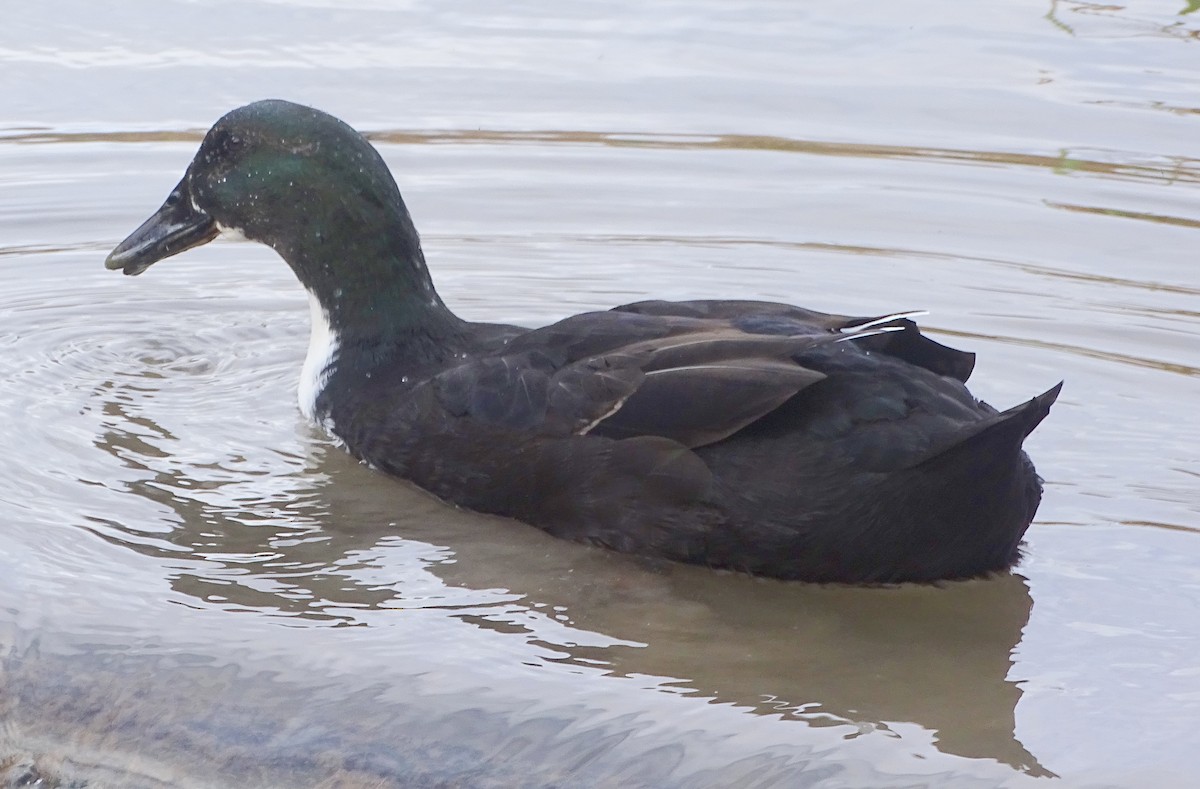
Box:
<box><xmin>91</xmin><ymin>395</ymin><xmax>1050</xmax><ymax>777</ymax></box>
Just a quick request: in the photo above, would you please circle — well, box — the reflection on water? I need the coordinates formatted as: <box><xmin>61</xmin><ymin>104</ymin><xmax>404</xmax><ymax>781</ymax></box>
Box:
<box><xmin>1046</xmin><ymin>199</ymin><xmax>1200</xmax><ymax>230</ymax></box>
<box><xmin>1045</xmin><ymin>0</ymin><xmax>1200</xmax><ymax>40</ymax></box>
<box><xmin>7</xmin><ymin>127</ymin><xmax>1199</xmax><ymax>190</ymax></box>
<box><xmin>91</xmin><ymin>390</ymin><xmax>1051</xmax><ymax>774</ymax></box>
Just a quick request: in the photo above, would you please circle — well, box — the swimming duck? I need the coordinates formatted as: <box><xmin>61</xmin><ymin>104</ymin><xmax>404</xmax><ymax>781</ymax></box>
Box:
<box><xmin>106</xmin><ymin>99</ymin><xmax>1060</xmax><ymax>584</ymax></box>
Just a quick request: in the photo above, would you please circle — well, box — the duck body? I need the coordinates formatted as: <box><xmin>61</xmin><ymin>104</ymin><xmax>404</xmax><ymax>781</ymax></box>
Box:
<box><xmin>107</xmin><ymin>100</ymin><xmax>1060</xmax><ymax>584</ymax></box>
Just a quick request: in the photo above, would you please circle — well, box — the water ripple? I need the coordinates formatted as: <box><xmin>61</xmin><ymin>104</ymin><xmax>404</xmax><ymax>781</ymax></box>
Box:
<box><xmin>4</xmin><ymin>127</ymin><xmax>1197</xmax><ymax>189</ymax></box>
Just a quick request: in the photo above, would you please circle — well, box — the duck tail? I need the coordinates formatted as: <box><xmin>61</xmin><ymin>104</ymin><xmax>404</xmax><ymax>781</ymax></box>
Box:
<box><xmin>888</xmin><ymin>382</ymin><xmax>1062</xmax><ymax>579</ymax></box>
<box><xmin>910</xmin><ymin>382</ymin><xmax>1062</xmax><ymax>474</ymax></box>
<box><xmin>1011</xmin><ymin>380</ymin><xmax>1063</xmax><ymax>438</ymax></box>
<box><xmin>996</xmin><ymin>380</ymin><xmax>1063</xmax><ymax>441</ymax></box>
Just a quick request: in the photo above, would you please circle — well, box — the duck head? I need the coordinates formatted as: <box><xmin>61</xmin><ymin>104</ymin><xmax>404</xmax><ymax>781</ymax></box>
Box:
<box><xmin>105</xmin><ymin>99</ymin><xmax>432</xmax><ymax>310</ymax></box>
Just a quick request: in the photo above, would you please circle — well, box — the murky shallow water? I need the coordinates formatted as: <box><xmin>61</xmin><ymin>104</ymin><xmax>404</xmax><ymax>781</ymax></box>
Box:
<box><xmin>1</xmin><ymin>1</ymin><xmax>1198</xmax><ymax>787</ymax></box>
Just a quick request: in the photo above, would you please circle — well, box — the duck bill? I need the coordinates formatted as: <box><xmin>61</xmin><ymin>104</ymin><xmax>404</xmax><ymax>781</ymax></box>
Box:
<box><xmin>105</xmin><ymin>177</ymin><xmax>219</xmax><ymax>276</ymax></box>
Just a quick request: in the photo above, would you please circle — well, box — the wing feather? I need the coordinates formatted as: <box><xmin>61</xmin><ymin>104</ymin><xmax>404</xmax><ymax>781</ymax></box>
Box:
<box><xmin>428</xmin><ymin>308</ymin><xmax>910</xmax><ymax>448</ymax></box>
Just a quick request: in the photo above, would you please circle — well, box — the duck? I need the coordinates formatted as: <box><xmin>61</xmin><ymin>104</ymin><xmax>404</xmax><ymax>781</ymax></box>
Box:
<box><xmin>105</xmin><ymin>99</ymin><xmax>1060</xmax><ymax>584</ymax></box>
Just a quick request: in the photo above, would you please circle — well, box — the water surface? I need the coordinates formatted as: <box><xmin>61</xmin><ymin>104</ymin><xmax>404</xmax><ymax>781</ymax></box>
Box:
<box><xmin>1</xmin><ymin>1</ymin><xmax>1198</xmax><ymax>786</ymax></box>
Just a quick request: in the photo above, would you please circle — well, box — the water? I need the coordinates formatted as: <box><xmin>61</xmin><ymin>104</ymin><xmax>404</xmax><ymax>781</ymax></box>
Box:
<box><xmin>1</xmin><ymin>1</ymin><xmax>1198</xmax><ymax>786</ymax></box>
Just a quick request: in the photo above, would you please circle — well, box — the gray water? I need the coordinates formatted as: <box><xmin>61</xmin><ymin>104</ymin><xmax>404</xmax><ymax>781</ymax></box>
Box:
<box><xmin>1</xmin><ymin>1</ymin><xmax>1198</xmax><ymax>787</ymax></box>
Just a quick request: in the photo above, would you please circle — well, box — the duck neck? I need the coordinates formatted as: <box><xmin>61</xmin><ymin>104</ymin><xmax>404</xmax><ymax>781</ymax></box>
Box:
<box><xmin>277</xmin><ymin>208</ymin><xmax>467</xmax><ymax>421</ymax></box>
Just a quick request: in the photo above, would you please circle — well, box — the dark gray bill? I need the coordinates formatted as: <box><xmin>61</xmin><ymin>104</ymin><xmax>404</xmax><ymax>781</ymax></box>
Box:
<box><xmin>105</xmin><ymin>177</ymin><xmax>219</xmax><ymax>276</ymax></box>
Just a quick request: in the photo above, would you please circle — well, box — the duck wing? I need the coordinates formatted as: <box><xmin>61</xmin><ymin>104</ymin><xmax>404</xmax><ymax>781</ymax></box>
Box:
<box><xmin>614</xmin><ymin>299</ymin><xmax>977</xmax><ymax>383</ymax></box>
<box><xmin>577</xmin><ymin>329</ymin><xmax>833</xmax><ymax>447</ymax></box>
<box><xmin>431</xmin><ymin>348</ymin><xmax>644</xmax><ymax>436</ymax></box>
<box><xmin>435</xmin><ymin>311</ymin><xmax>892</xmax><ymax>449</ymax></box>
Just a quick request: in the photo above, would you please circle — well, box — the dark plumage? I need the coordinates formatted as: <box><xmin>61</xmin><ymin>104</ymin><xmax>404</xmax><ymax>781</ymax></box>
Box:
<box><xmin>106</xmin><ymin>99</ymin><xmax>1060</xmax><ymax>583</ymax></box>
